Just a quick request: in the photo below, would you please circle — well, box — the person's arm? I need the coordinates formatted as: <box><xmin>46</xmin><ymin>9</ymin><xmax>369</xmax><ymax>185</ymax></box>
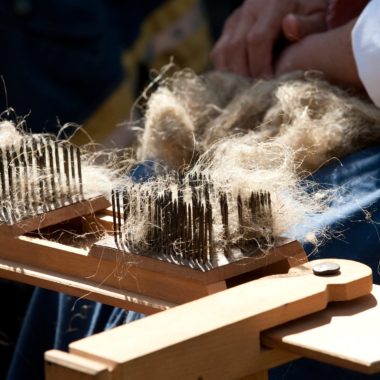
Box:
<box><xmin>275</xmin><ymin>18</ymin><xmax>362</xmax><ymax>89</ymax></box>
<box><xmin>210</xmin><ymin>0</ymin><xmax>328</xmax><ymax>78</ymax></box>
<box><xmin>352</xmin><ymin>0</ymin><xmax>380</xmax><ymax>107</ymax></box>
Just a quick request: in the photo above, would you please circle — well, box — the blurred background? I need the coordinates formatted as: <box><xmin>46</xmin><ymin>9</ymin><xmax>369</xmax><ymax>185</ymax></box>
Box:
<box><xmin>0</xmin><ymin>0</ymin><xmax>243</xmax><ymax>377</ymax></box>
<box><xmin>0</xmin><ymin>0</ymin><xmax>242</xmax><ymax>145</ymax></box>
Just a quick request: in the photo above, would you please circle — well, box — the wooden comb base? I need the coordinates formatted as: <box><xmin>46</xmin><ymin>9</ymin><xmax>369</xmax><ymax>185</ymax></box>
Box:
<box><xmin>88</xmin><ymin>237</ymin><xmax>308</xmax><ymax>303</ymax></box>
<box><xmin>45</xmin><ymin>259</ymin><xmax>374</xmax><ymax>380</ymax></box>
<box><xmin>0</xmin><ymin>195</ymin><xmax>110</xmax><ymax>236</ymax></box>
<box><xmin>0</xmin><ymin>210</ymin><xmax>307</xmax><ymax>313</ymax></box>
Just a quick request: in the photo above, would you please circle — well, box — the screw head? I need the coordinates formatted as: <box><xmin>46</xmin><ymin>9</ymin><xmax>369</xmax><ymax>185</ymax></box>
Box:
<box><xmin>312</xmin><ymin>262</ymin><xmax>341</xmax><ymax>276</ymax></box>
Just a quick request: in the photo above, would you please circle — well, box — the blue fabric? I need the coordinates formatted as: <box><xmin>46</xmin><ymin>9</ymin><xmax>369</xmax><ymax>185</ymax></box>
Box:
<box><xmin>269</xmin><ymin>146</ymin><xmax>380</xmax><ymax>380</ymax></box>
<box><xmin>296</xmin><ymin>146</ymin><xmax>380</xmax><ymax>284</ymax></box>
<box><xmin>7</xmin><ymin>290</ymin><xmax>144</xmax><ymax>380</ymax></box>
<box><xmin>6</xmin><ymin>146</ymin><xmax>380</xmax><ymax>380</ymax></box>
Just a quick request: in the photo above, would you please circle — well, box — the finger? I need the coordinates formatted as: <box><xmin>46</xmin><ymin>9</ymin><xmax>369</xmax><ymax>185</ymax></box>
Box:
<box><xmin>222</xmin><ymin>6</ymin><xmax>242</xmax><ymax>32</ymax></box>
<box><xmin>297</xmin><ymin>0</ymin><xmax>329</xmax><ymax>15</ymax></box>
<box><xmin>282</xmin><ymin>12</ymin><xmax>327</xmax><ymax>42</ymax></box>
<box><xmin>210</xmin><ymin>7</ymin><xmax>242</xmax><ymax>71</ymax></box>
<box><xmin>275</xmin><ymin>33</ymin><xmax>319</xmax><ymax>74</ymax></box>
<box><xmin>285</xmin><ymin>19</ymin><xmax>360</xmax><ymax>88</ymax></box>
<box><xmin>275</xmin><ymin>43</ymin><xmax>301</xmax><ymax>75</ymax></box>
<box><xmin>275</xmin><ymin>32</ymin><xmax>329</xmax><ymax>76</ymax></box>
<box><xmin>212</xmin><ymin>6</ymin><xmax>253</xmax><ymax>76</ymax></box>
<box><xmin>210</xmin><ymin>36</ymin><xmax>229</xmax><ymax>71</ymax></box>
<box><xmin>223</xmin><ymin>13</ymin><xmax>253</xmax><ymax>76</ymax></box>
<box><xmin>246</xmin><ymin>28</ymin><xmax>274</xmax><ymax>77</ymax></box>
<box><xmin>245</xmin><ymin>13</ymin><xmax>279</xmax><ymax>78</ymax></box>
<box><xmin>244</xmin><ymin>0</ymin><xmax>296</xmax><ymax>78</ymax></box>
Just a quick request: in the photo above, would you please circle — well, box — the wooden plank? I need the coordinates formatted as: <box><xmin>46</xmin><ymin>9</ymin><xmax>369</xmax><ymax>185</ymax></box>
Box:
<box><xmin>66</xmin><ymin>259</ymin><xmax>372</xmax><ymax>380</ymax></box>
<box><xmin>89</xmin><ymin>239</ymin><xmax>307</xmax><ymax>284</ymax></box>
<box><xmin>262</xmin><ymin>284</ymin><xmax>380</xmax><ymax>374</ymax></box>
<box><xmin>0</xmin><ymin>234</ymin><xmax>227</xmax><ymax>305</ymax></box>
<box><xmin>0</xmin><ymin>195</ymin><xmax>109</xmax><ymax>236</ymax></box>
<box><xmin>0</xmin><ymin>258</ymin><xmax>174</xmax><ymax>314</ymax></box>
<box><xmin>0</xmin><ymin>231</ymin><xmax>307</xmax><ymax>305</ymax></box>
<box><xmin>45</xmin><ymin>350</ymin><xmax>112</xmax><ymax>380</ymax></box>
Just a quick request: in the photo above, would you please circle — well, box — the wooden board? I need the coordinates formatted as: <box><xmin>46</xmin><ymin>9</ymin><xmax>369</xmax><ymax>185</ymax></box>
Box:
<box><xmin>0</xmin><ymin>234</ymin><xmax>220</xmax><ymax>309</ymax></box>
<box><xmin>0</xmin><ymin>258</ymin><xmax>174</xmax><ymax>314</ymax></box>
<box><xmin>45</xmin><ymin>350</ymin><xmax>111</xmax><ymax>380</ymax></box>
<box><xmin>89</xmin><ymin>238</ymin><xmax>307</xmax><ymax>284</ymax></box>
<box><xmin>262</xmin><ymin>284</ymin><xmax>380</xmax><ymax>374</ymax></box>
<box><xmin>0</xmin><ymin>221</ymin><xmax>307</xmax><ymax>306</ymax></box>
<box><xmin>0</xmin><ymin>195</ymin><xmax>110</xmax><ymax>236</ymax></box>
<box><xmin>43</xmin><ymin>259</ymin><xmax>372</xmax><ymax>380</ymax></box>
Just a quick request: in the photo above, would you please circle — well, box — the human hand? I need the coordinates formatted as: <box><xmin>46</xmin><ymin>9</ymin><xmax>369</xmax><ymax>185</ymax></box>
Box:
<box><xmin>210</xmin><ymin>0</ymin><xmax>328</xmax><ymax>78</ymax></box>
<box><xmin>275</xmin><ymin>18</ymin><xmax>362</xmax><ymax>89</ymax></box>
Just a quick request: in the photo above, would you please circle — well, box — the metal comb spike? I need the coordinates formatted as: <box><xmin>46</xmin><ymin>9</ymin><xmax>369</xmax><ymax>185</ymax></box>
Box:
<box><xmin>32</xmin><ymin>137</ymin><xmax>45</xmax><ymax>210</ymax></box>
<box><xmin>6</xmin><ymin>146</ymin><xmax>16</xmax><ymax>222</ymax></box>
<box><xmin>111</xmin><ymin>174</ymin><xmax>274</xmax><ymax>266</ymax></box>
<box><xmin>76</xmin><ymin>147</ymin><xmax>84</xmax><ymax>199</ymax></box>
<box><xmin>0</xmin><ymin>135</ymin><xmax>88</xmax><ymax>226</ymax></box>
<box><xmin>204</xmin><ymin>182</ymin><xmax>214</xmax><ymax>261</ymax></box>
<box><xmin>45</xmin><ymin>137</ymin><xmax>57</xmax><ymax>204</ymax></box>
<box><xmin>19</xmin><ymin>141</ymin><xmax>30</xmax><ymax>215</ymax></box>
<box><xmin>111</xmin><ymin>189</ymin><xmax>119</xmax><ymax>247</ymax></box>
<box><xmin>62</xmin><ymin>142</ymin><xmax>71</xmax><ymax>199</ymax></box>
<box><xmin>38</xmin><ymin>137</ymin><xmax>52</xmax><ymax>209</ymax></box>
<box><xmin>69</xmin><ymin>145</ymin><xmax>77</xmax><ymax>199</ymax></box>
<box><xmin>219</xmin><ymin>192</ymin><xmax>230</xmax><ymax>257</ymax></box>
<box><xmin>0</xmin><ymin>148</ymin><xmax>10</xmax><ymax>222</ymax></box>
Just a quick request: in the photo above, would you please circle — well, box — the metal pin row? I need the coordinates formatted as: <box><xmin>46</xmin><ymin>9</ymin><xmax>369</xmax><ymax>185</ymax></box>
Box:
<box><xmin>112</xmin><ymin>175</ymin><xmax>273</xmax><ymax>263</ymax></box>
<box><xmin>0</xmin><ymin>136</ymin><xmax>84</xmax><ymax>223</ymax></box>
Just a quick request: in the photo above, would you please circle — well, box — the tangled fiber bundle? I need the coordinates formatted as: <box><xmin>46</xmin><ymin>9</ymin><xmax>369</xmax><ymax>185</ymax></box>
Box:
<box><xmin>129</xmin><ymin>69</ymin><xmax>380</xmax><ymax>252</ymax></box>
<box><xmin>139</xmin><ymin>69</ymin><xmax>380</xmax><ymax>172</ymax></box>
<box><xmin>3</xmin><ymin>67</ymin><xmax>380</xmax><ymax>255</ymax></box>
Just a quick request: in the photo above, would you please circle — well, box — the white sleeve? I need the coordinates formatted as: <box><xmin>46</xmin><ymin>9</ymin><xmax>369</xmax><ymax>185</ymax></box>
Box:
<box><xmin>352</xmin><ymin>0</ymin><xmax>380</xmax><ymax>107</ymax></box>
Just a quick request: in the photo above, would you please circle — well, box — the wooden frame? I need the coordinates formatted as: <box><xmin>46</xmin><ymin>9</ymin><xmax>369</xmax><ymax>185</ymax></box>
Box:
<box><xmin>45</xmin><ymin>259</ymin><xmax>380</xmax><ymax>380</ymax></box>
<box><xmin>2</xmin><ymin>202</ymin><xmax>378</xmax><ymax>379</ymax></box>
<box><xmin>0</xmin><ymin>203</ymin><xmax>308</xmax><ymax>313</ymax></box>
<box><xmin>0</xmin><ymin>195</ymin><xmax>109</xmax><ymax>236</ymax></box>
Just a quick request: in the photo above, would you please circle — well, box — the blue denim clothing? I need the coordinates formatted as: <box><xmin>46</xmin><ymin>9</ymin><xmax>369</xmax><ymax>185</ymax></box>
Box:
<box><xmin>271</xmin><ymin>146</ymin><xmax>380</xmax><ymax>380</ymax></box>
<box><xmin>295</xmin><ymin>145</ymin><xmax>380</xmax><ymax>284</ymax></box>
<box><xmin>6</xmin><ymin>146</ymin><xmax>380</xmax><ymax>380</ymax></box>
<box><xmin>6</xmin><ymin>290</ymin><xmax>144</xmax><ymax>380</ymax></box>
